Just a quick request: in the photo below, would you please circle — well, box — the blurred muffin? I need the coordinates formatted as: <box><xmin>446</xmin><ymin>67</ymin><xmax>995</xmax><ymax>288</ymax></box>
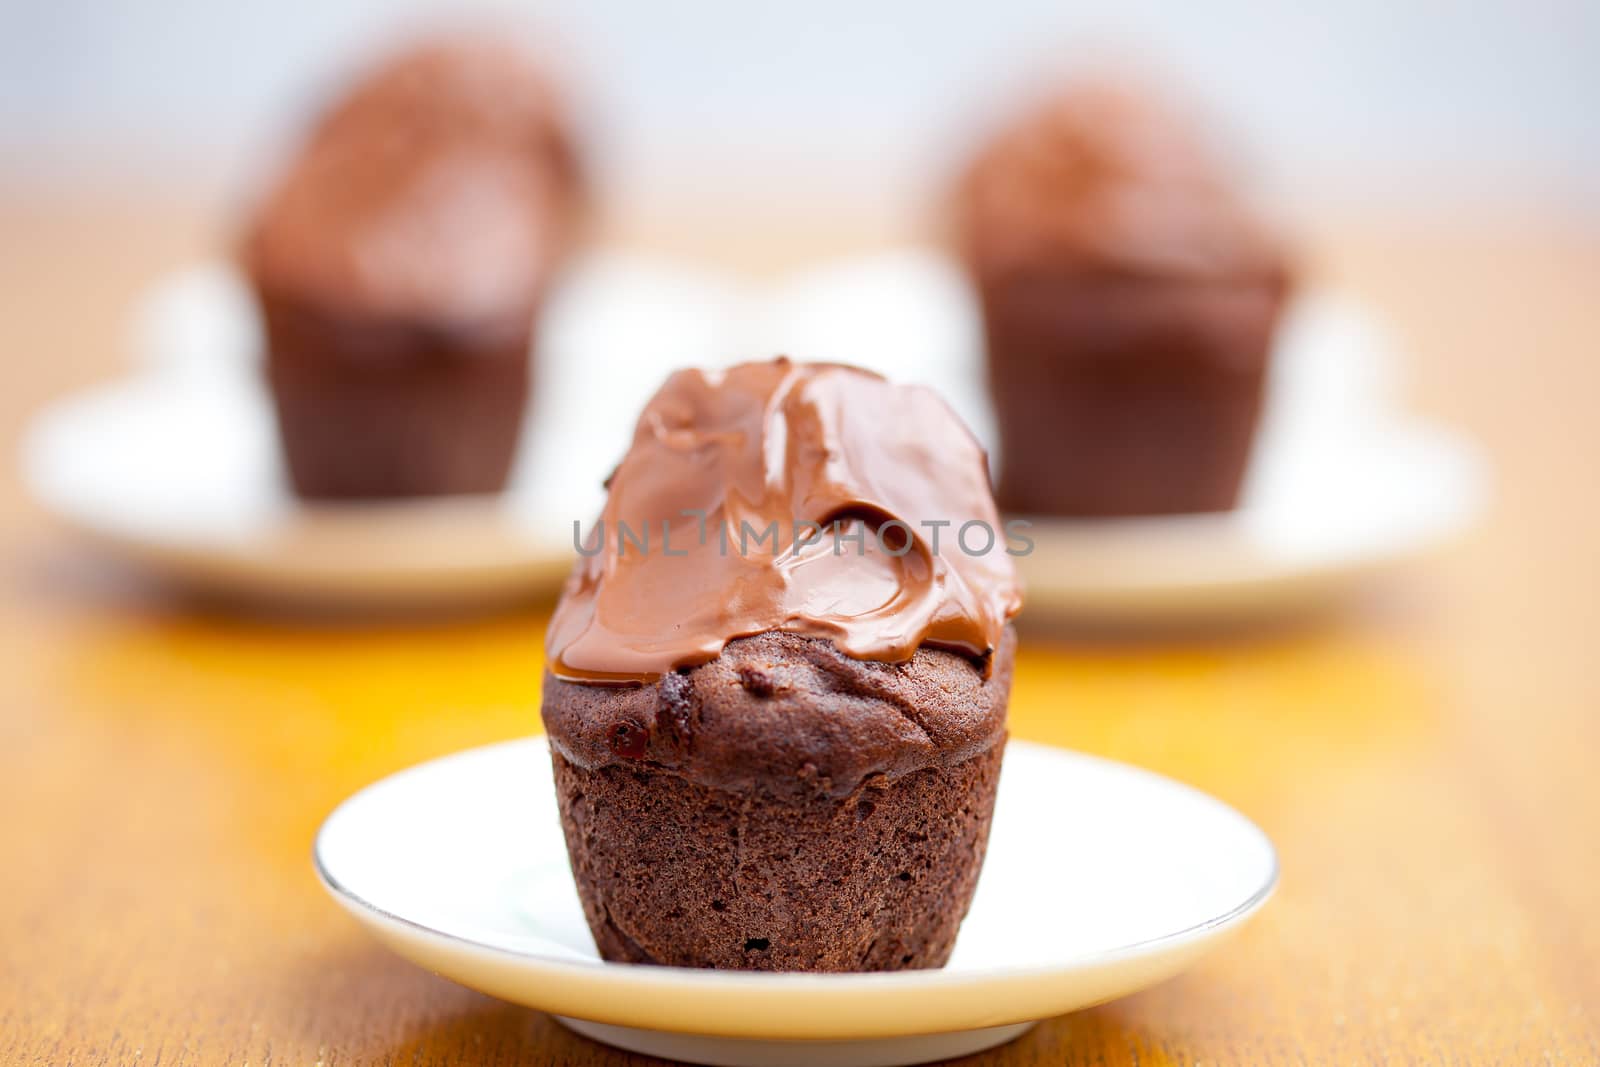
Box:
<box><xmin>956</xmin><ymin>80</ymin><xmax>1292</xmax><ymax>516</ymax></box>
<box><xmin>542</xmin><ymin>358</ymin><xmax>1021</xmax><ymax>971</ymax></box>
<box><xmin>242</xmin><ymin>36</ymin><xmax>583</xmax><ymax>499</ymax></box>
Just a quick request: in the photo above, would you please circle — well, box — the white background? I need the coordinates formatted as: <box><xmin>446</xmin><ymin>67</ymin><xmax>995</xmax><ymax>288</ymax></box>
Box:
<box><xmin>2</xmin><ymin>0</ymin><xmax>1596</xmax><ymax>223</ymax></box>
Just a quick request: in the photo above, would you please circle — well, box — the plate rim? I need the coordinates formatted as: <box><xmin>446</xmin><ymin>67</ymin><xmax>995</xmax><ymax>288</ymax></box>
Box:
<box><xmin>1011</xmin><ymin>419</ymin><xmax>1487</xmax><ymax>621</ymax></box>
<box><xmin>312</xmin><ymin>737</ymin><xmax>1278</xmax><ymax>1030</ymax></box>
<box><xmin>19</xmin><ymin>375</ymin><xmax>576</xmax><ymax>605</ymax></box>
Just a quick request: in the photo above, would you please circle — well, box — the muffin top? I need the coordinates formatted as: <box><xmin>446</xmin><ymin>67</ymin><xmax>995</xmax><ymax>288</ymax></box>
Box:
<box><xmin>543</xmin><ymin>628</ymin><xmax>1014</xmax><ymax>797</ymax></box>
<box><xmin>955</xmin><ymin>79</ymin><xmax>1287</xmax><ymax>284</ymax></box>
<box><xmin>546</xmin><ymin>358</ymin><xmax>1022</xmax><ymax>685</ymax></box>
<box><xmin>242</xmin><ymin>36</ymin><xmax>581</xmax><ymax>330</ymax></box>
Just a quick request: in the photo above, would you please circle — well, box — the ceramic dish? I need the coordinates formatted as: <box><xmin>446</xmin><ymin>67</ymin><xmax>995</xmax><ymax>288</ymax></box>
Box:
<box><xmin>315</xmin><ymin>738</ymin><xmax>1277</xmax><ymax>1066</ymax></box>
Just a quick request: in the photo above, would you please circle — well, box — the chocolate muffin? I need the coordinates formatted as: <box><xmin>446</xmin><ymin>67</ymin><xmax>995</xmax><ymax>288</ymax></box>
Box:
<box><xmin>242</xmin><ymin>37</ymin><xmax>583</xmax><ymax>499</ymax></box>
<box><xmin>542</xmin><ymin>358</ymin><xmax>1022</xmax><ymax>971</ymax></box>
<box><xmin>956</xmin><ymin>80</ymin><xmax>1293</xmax><ymax>516</ymax></box>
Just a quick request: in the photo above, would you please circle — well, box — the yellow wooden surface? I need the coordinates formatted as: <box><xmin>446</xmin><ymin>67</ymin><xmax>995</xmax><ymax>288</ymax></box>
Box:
<box><xmin>1</xmin><ymin>195</ymin><xmax>1597</xmax><ymax>1065</ymax></box>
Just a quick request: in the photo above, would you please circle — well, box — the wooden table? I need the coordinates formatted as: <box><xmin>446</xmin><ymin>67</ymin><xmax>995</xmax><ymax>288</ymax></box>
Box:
<box><xmin>2</xmin><ymin>194</ymin><xmax>1597</xmax><ymax>1065</ymax></box>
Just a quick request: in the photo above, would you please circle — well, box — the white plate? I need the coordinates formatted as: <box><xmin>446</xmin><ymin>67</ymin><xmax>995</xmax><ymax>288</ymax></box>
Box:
<box><xmin>25</xmin><ymin>248</ymin><xmax>1485</xmax><ymax>616</ymax></box>
<box><xmin>753</xmin><ymin>250</ymin><xmax>1487</xmax><ymax>623</ymax></box>
<box><xmin>1013</xmin><ymin>418</ymin><xmax>1487</xmax><ymax>622</ymax></box>
<box><xmin>21</xmin><ymin>253</ymin><xmax>748</xmax><ymax>609</ymax></box>
<box><xmin>21</xmin><ymin>372</ymin><xmax>569</xmax><ymax>606</ymax></box>
<box><xmin>314</xmin><ymin>738</ymin><xmax>1276</xmax><ymax>1067</ymax></box>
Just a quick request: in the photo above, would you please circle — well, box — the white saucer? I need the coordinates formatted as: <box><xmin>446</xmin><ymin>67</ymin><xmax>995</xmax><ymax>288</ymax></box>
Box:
<box><xmin>1013</xmin><ymin>417</ymin><xmax>1487</xmax><ymax>623</ymax></box>
<box><xmin>21</xmin><ymin>253</ymin><xmax>747</xmax><ymax>609</ymax></box>
<box><xmin>24</xmin><ymin>248</ymin><xmax>1485</xmax><ymax>616</ymax></box>
<box><xmin>314</xmin><ymin>738</ymin><xmax>1276</xmax><ymax>1067</ymax></box>
<box><xmin>753</xmin><ymin>249</ymin><xmax>1488</xmax><ymax>623</ymax></box>
<box><xmin>19</xmin><ymin>373</ymin><xmax>571</xmax><ymax>606</ymax></box>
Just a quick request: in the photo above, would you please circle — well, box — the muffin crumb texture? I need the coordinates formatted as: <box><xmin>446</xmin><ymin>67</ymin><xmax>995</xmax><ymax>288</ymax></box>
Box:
<box><xmin>553</xmin><ymin>747</ymin><xmax>1002</xmax><ymax>970</ymax></box>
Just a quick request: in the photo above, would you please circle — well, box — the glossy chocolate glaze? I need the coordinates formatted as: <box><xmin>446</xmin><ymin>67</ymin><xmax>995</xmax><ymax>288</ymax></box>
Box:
<box><xmin>546</xmin><ymin>359</ymin><xmax>1022</xmax><ymax>684</ymax></box>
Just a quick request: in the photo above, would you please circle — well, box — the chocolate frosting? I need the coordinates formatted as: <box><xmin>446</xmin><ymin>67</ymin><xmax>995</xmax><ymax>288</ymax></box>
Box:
<box><xmin>956</xmin><ymin>80</ymin><xmax>1286</xmax><ymax>284</ymax></box>
<box><xmin>547</xmin><ymin>359</ymin><xmax>1022</xmax><ymax>684</ymax></box>
<box><xmin>243</xmin><ymin>36</ymin><xmax>581</xmax><ymax>332</ymax></box>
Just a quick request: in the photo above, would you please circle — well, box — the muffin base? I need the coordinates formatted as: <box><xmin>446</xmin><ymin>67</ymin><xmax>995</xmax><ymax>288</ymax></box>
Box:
<box><xmin>261</xmin><ymin>296</ymin><xmax>532</xmax><ymax>500</ymax></box>
<box><xmin>982</xmin><ymin>274</ymin><xmax>1283</xmax><ymax>517</ymax></box>
<box><xmin>550</xmin><ymin>741</ymin><xmax>1004</xmax><ymax>972</ymax></box>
